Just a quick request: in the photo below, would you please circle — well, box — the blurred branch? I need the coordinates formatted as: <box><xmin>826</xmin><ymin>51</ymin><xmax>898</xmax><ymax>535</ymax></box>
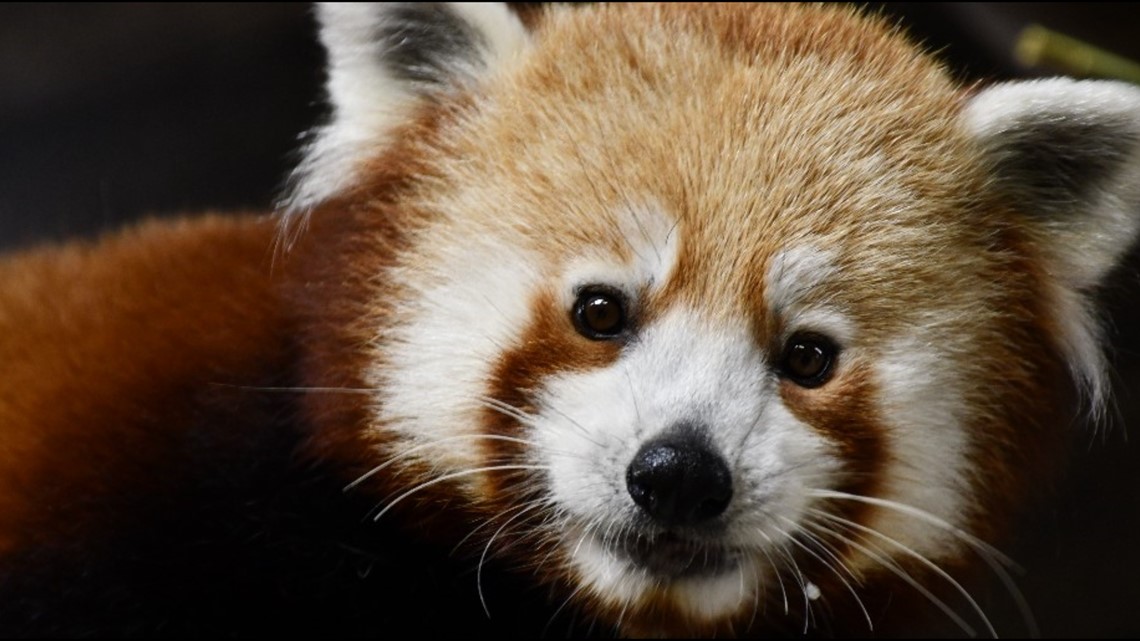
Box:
<box><xmin>1016</xmin><ymin>24</ymin><xmax>1140</xmax><ymax>84</ymax></box>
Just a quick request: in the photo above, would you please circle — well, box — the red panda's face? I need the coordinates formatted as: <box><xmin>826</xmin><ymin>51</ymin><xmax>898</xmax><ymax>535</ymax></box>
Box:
<box><xmin>292</xmin><ymin>3</ymin><xmax>1140</xmax><ymax>636</ymax></box>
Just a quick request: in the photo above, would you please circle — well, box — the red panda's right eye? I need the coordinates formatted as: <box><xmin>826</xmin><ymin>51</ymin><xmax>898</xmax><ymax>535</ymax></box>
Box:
<box><xmin>573</xmin><ymin>290</ymin><xmax>627</xmax><ymax>340</ymax></box>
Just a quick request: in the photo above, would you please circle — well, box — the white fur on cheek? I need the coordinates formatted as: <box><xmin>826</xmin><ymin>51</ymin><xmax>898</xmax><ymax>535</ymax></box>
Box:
<box><xmin>363</xmin><ymin>196</ymin><xmax>668</xmax><ymax>501</ymax></box>
<box><xmin>370</xmin><ymin>235</ymin><xmax>541</xmax><ymax>476</ymax></box>
<box><xmin>761</xmin><ymin>245</ymin><xmax>972</xmax><ymax>565</ymax></box>
<box><xmin>867</xmin><ymin>334</ymin><xmax>970</xmax><ymax>561</ymax></box>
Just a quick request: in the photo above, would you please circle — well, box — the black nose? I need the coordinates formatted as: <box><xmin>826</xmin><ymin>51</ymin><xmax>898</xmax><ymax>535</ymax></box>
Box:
<box><xmin>625</xmin><ymin>427</ymin><xmax>733</xmax><ymax>526</ymax></box>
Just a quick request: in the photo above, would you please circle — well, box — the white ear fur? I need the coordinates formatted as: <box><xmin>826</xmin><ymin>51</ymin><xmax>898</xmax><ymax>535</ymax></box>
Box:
<box><xmin>281</xmin><ymin>3</ymin><xmax>530</xmax><ymax>214</ymax></box>
<box><xmin>965</xmin><ymin>78</ymin><xmax>1140</xmax><ymax>414</ymax></box>
<box><xmin>964</xmin><ymin>78</ymin><xmax>1140</xmax><ymax>290</ymax></box>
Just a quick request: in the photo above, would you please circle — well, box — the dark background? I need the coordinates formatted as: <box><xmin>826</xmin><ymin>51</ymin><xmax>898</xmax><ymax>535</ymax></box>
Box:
<box><xmin>1</xmin><ymin>3</ymin><xmax>1138</xmax><ymax>637</ymax></box>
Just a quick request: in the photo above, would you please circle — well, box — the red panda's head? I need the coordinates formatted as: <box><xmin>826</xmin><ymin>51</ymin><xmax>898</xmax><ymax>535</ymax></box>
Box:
<box><xmin>286</xmin><ymin>4</ymin><xmax>1140</xmax><ymax>636</ymax></box>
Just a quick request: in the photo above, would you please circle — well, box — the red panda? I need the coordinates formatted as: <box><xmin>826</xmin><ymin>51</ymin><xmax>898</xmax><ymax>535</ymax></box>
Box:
<box><xmin>2</xmin><ymin>3</ymin><xmax>1140</xmax><ymax>637</ymax></box>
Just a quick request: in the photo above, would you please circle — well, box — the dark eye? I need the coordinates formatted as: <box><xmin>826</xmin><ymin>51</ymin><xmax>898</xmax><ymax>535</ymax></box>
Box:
<box><xmin>780</xmin><ymin>333</ymin><xmax>838</xmax><ymax>388</ymax></box>
<box><xmin>573</xmin><ymin>289</ymin><xmax>627</xmax><ymax>340</ymax></box>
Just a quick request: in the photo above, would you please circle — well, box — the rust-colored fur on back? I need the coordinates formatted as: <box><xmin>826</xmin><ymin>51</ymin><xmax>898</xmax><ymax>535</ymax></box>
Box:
<box><xmin>0</xmin><ymin>215</ymin><xmax>288</xmax><ymax>554</ymax></box>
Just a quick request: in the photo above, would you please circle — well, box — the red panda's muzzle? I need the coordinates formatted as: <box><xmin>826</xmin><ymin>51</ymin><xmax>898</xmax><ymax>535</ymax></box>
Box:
<box><xmin>625</xmin><ymin>424</ymin><xmax>734</xmax><ymax>528</ymax></box>
<box><xmin>618</xmin><ymin>531</ymin><xmax>742</xmax><ymax>580</ymax></box>
<box><xmin>621</xmin><ymin>425</ymin><xmax>740</xmax><ymax>579</ymax></box>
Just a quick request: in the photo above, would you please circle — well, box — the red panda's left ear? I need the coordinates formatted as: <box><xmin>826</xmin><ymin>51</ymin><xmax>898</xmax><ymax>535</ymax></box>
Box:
<box><xmin>965</xmin><ymin>78</ymin><xmax>1140</xmax><ymax>411</ymax></box>
<box><xmin>282</xmin><ymin>3</ymin><xmax>532</xmax><ymax>214</ymax></box>
<box><xmin>964</xmin><ymin>78</ymin><xmax>1140</xmax><ymax>292</ymax></box>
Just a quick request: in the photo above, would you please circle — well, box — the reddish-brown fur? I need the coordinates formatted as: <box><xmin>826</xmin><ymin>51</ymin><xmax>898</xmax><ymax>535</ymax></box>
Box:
<box><xmin>0</xmin><ymin>3</ymin><xmax>1127</xmax><ymax>637</ymax></box>
<box><xmin>0</xmin><ymin>214</ymin><xmax>290</xmax><ymax>555</ymax></box>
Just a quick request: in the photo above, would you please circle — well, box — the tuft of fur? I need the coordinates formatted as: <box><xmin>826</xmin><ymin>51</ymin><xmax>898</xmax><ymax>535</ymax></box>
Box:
<box><xmin>2</xmin><ymin>3</ymin><xmax>1140</xmax><ymax>638</ymax></box>
<box><xmin>279</xmin><ymin>3</ymin><xmax>530</xmax><ymax>219</ymax></box>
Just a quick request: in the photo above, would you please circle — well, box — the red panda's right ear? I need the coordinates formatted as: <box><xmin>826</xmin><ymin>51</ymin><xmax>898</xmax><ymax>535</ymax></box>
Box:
<box><xmin>281</xmin><ymin>3</ymin><xmax>532</xmax><ymax>214</ymax></box>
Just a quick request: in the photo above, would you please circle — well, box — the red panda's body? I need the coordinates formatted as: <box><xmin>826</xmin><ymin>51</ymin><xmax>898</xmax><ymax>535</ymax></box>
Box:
<box><xmin>0</xmin><ymin>215</ymin><xmax>286</xmax><ymax>553</ymax></box>
<box><xmin>3</xmin><ymin>3</ymin><xmax>1140</xmax><ymax>637</ymax></box>
<box><xmin>0</xmin><ymin>214</ymin><xmax>564</xmax><ymax>637</ymax></box>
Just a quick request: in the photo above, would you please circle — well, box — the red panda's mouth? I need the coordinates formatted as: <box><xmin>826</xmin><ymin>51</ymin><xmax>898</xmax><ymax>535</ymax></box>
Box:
<box><xmin>618</xmin><ymin>531</ymin><xmax>741</xmax><ymax>579</ymax></box>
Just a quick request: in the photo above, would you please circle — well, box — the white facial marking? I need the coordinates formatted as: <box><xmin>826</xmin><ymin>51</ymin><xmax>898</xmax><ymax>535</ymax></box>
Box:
<box><xmin>768</xmin><ymin>245</ymin><xmax>971</xmax><ymax>559</ymax></box>
<box><xmin>765</xmin><ymin>245</ymin><xmax>854</xmax><ymax>346</ymax></box>
<box><xmin>766</xmin><ymin>245</ymin><xmax>836</xmax><ymax>310</ymax></box>
<box><xmin>536</xmin><ymin>309</ymin><xmax>839</xmax><ymax>617</ymax></box>
<box><xmin>670</xmin><ymin>558</ymin><xmax>760</xmax><ymax>621</ymax></box>
<box><xmin>870</xmin><ymin>334</ymin><xmax>970</xmax><ymax>558</ymax></box>
<box><xmin>569</xmin><ymin>526</ymin><xmax>650</xmax><ymax>609</ymax></box>
<box><xmin>766</xmin><ymin>244</ymin><xmax>973</xmax><ymax>561</ymax></box>
<box><xmin>372</xmin><ymin>235</ymin><xmax>541</xmax><ymax>474</ymax></box>
<box><xmin>373</xmin><ymin>202</ymin><xmax>679</xmax><ymax>483</ymax></box>
<box><xmin>559</xmin><ymin>201</ymin><xmax>680</xmax><ymax>310</ymax></box>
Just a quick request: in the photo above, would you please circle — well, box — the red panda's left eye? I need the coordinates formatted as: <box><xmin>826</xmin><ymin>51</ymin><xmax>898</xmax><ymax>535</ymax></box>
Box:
<box><xmin>780</xmin><ymin>333</ymin><xmax>838</xmax><ymax>387</ymax></box>
<box><xmin>573</xmin><ymin>290</ymin><xmax>627</xmax><ymax>340</ymax></box>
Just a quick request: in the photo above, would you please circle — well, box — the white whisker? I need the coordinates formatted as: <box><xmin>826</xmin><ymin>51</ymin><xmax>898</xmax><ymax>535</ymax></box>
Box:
<box><xmin>754</xmin><ymin>530</ymin><xmax>791</xmax><ymax>616</ymax></box>
<box><xmin>775</xmin><ymin>517</ymin><xmax>874</xmax><ymax>633</ymax></box>
<box><xmin>344</xmin><ymin>433</ymin><xmax>535</xmax><ymax>491</ymax></box>
<box><xmin>372</xmin><ymin>464</ymin><xmax>548</xmax><ymax>523</ymax></box>
<box><xmin>475</xmin><ymin>395</ymin><xmax>536</xmax><ymax>425</ymax></box>
<box><xmin>806</xmin><ymin>489</ymin><xmax>1016</xmax><ymax>568</ymax></box>
<box><xmin>805</xmin><ymin>516</ymin><xmax>977</xmax><ymax>637</ymax></box>
<box><xmin>544</xmin><ymin>580</ymin><xmax>592</xmax><ymax>637</ymax></box>
<box><xmin>477</xmin><ymin>501</ymin><xmax>546</xmax><ymax>618</ymax></box>
<box><xmin>808</xmin><ymin>488</ymin><xmax>1036</xmax><ymax>635</ymax></box>
<box><xmin>452</xmin><ymin>496</ymin><xmax>549</xmax><ymax>553</ymax></box>
<box><xmin>812</xmin><ymin>508</ymin><xmax>996</xmax><ymax>638</ymax></box>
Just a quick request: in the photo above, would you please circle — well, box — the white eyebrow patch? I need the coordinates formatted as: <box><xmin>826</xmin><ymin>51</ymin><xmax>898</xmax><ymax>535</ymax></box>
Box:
<box><xmin>765</xmin><ymin>244</ymin><xmax>853</xmax><ymax>345</ymax></box>
<box><xmin>617</xmin><ymin>201</ymin><xmax>681</xmax><ymax>287</ymax></box>
<box><xmin>560</xmin><ymin>201</ymin><xmax>680</xmax><ymax>307</ymax></box>
<box><xmin>766</xmin><ymin>244</ymin><xmax>837</xmax><ymax>311</ymax></box>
